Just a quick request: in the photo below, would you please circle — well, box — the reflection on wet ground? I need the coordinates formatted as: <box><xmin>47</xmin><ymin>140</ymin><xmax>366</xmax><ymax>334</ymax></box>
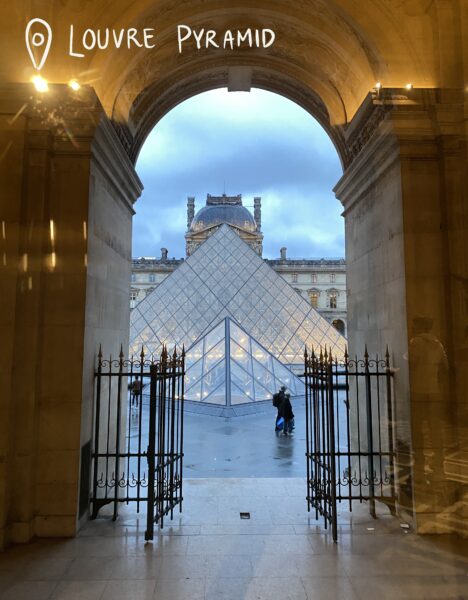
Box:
<box><xmin>1</xmin><ymin>478</ymin><xmax>467</xmax><ymax>600</ymax></box>
<box><xmin>128</xmin><ymin>396</ymin><xmax>308</xmax><ymax>478</ymax></box>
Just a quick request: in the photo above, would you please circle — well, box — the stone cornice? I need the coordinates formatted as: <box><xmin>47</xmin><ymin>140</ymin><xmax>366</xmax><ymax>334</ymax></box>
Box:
<box><xmin>91</xmin><ymin>116</ymin><xmax>143</xmax><ymax>215</ymax></box>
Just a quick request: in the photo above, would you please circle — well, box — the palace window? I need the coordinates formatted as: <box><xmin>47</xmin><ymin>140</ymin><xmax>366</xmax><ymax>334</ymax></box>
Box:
<box><xmin>291</xmin><ymin>272</ymin><xmax>298</xmax><ymax>283</ymax></box>
<box><xmin>311</xmin><ymin>273</ymin><xmax>317</xmax><ymax>283</ymax></box>
<box><xmin>130</xmin><ymin>291</ymin><xmax>137</xmax><ymax>308</ymax></box>
<box><xmin>329</xmin><ymin>293</ymin><xmax>337</xmax><ymax>309</ymax></box>
<box><xmin>131</xmin><ymin>273</ymin><xmax>136</xmax><ymax>283</ymax></box>
<box><xmin>330</xmin><ymin>273</ymin><xmax>336</xmax><ymax>283</ymax></box>
<box><xmin>149</xmin><ymin>274</ymin><xmax>156</xmax><ymax>283</ymax></box>
<box><xmin>309</xmin><ymin>292</ymin><xmax>319</xmax><ymax>308</ymax></box>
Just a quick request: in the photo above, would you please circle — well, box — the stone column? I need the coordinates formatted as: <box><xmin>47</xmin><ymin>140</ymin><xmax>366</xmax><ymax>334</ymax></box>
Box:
<box><xmin>254</xmin><ymin>196</ymin><xmax>261</xmax><ymax>231</ymax></box>
<box><xmin>334</xmin><ymin>88</ymin><xmax>467</xmax><ymax>536</ymax></box>
<box><xmin>187</xmin><ymin>196</ymin><xmax>195</xmax><ymax>229</ymax></box>
<box><xmin>0</xmin><ymin>84</ymin><xmax>142</xmax><ymax>548</ymax></box>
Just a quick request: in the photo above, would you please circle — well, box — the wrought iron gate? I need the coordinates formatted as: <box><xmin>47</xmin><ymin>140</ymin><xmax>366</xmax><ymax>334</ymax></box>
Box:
<box><xmin>304</xmin><ymin>347</ymin><xmax>396</xmax><ymax>542</ymax></box>
<box><xmin>90</xmin><ymin>345</ymin><xmax>185</xmax><ymax>540</ymax></box>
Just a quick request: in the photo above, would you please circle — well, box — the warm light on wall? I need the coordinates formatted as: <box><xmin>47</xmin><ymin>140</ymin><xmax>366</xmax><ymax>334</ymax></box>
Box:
<box><xmin>405</xmin><ymin>83</ymin><xmax>413</xmax><ymax>90</ymax></box>
<box><xmin>69</xmin><ymin>79</ymin><xmax>80</xmax><ymax>91</ymax></box>
<box><xmin>50</xmin><ymin>219</ymin><xmax>55</xmax><ymax>242</ymax></box>
<box><xmin>375</xmin><ymin>82</ymin><xmax>382</xmax><ymax>90</ymax></box>
<box><xmin>32</xmin><ymin>75</ymin><xmax>49</xmax><ymax>92</ymax></box>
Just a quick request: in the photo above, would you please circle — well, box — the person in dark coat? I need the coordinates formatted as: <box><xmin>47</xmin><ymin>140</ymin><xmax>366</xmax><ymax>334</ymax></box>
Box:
<box><xmin>279</xmin><ymin>392</ymin><xmax>295</xmax><ymax>435</ymax></box>
<box><xmin>273</xmin><ymin>386</ymin><xmax>286</xmax><ymax>431</ymax></box>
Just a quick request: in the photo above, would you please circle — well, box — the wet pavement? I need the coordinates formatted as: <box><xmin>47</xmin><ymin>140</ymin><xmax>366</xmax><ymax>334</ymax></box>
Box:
<box><xmin>182</xmin><ymin>400</ymin><xmax>306</xmax><ymax>478</ymax></box>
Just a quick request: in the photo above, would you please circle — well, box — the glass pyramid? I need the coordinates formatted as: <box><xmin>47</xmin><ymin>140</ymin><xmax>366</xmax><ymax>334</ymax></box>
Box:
<box><xmin>184</xmin><ymin>318</ymin><xmax>304</xmax><ymax>405</ymax></box>
<box><xmin>129</xmin><ymin>224</ymin><xmax>346</xmax><ymax>364</ymax></box>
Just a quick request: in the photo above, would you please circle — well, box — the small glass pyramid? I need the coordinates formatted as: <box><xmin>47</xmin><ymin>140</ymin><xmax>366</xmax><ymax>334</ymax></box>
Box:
<box><xmin>185</xmin><ymin>317</ymin><xmax>304</xmax><ymax>405</ymax></box>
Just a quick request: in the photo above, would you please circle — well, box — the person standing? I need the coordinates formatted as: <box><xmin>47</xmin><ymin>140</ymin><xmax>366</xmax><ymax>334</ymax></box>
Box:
<box><xmin>279</xmin><ymin>392</ymin><xmax>295</xmax><ymax>435</ymax></box>
<box><xmin>273</xmin><ymin>386</ymin><xmax>286</xmax><ymax>431</ymax></box>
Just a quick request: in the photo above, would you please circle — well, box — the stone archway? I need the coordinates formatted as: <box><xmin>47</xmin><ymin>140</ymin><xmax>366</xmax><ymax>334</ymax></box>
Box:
<box><xmin>0</xmin><ymin>0</ymin><xmax>466</xmax><ymax>547</ymax></box>
<box><xmin>332</xmin><ymin>319</ymin><xmax>346</xmax><ymax>336</ymax></box>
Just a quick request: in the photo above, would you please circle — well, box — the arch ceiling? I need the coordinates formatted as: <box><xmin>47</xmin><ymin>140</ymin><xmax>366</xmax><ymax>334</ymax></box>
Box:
<box><xmin>2</xmin><ymin>0</ymin><xmax>448</xmax><ymax>160</ymax></box>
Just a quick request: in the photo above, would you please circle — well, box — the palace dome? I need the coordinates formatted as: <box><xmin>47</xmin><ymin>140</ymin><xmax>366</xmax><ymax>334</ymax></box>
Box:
<box><xmin>189</xmin><ymin>194</ymin><xmax>257</xmax><ymax>233</ymax></box>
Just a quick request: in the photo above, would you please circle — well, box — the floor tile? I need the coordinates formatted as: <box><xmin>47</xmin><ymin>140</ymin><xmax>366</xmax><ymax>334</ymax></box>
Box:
<box><xmin>1</xmin><ymin>581</ymin><xmax>56</xmax><ymax>600</ymax></box>
<box><xmin>51</xmin><ymin>581</ymin><xmax>106</xmax><ymax>600</ymax></box>
<box><xmin>102</xmin><ymin>579</ymin><xmax>156</xmax><ymax>600</ymax></box>
<box><xmin>349</xmin><ymin>575</ymin><xmax>468</xmax><ymax>600</ymax></box>
<box><xmin>153</xmin><ymin>577</ymin><xmax>205</xmax><ymax>600</ymax></box>
<box><xmin>301</xmin><ymin>576</ymin><xmax>359</xmax><ymax>600</ymax></box>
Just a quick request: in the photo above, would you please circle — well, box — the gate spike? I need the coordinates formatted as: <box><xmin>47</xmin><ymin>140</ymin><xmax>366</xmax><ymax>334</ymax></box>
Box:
<box><xmin>140</xmin><ymin>345</ymin><xmax>145</xmax><ymax>362</ymax></box>
<box><xmin>364</xmin><ymin>344</ymin><xmax>369</xmax><ymax>361</ymax></box>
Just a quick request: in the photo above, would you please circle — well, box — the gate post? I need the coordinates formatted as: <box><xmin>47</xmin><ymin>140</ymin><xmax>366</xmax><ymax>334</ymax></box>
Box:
<box><xmin>304</xmin><ymin>349</ymin><xmax>311</xmax><ymax>513</ymax></box>
<box><xmin>145</xmin><ymin>363</ymin><xmax>158</xmax><ymax>541</ymax></box>
<box><xmin>364</xmin><ymin>346</ymin><xmax>376</xmax><ymax>518</ymax></box>
<box><xmin>327</xmin><ymin>350</ymin><xmax>338</xmax><ymax>542</ymax></box>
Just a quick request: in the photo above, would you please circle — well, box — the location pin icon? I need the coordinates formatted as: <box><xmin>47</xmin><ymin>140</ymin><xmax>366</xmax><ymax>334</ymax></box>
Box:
<box><xmin>25</xmin><ymin>18</ymin><xmax>52</xmax><ymax>71</ymax></box>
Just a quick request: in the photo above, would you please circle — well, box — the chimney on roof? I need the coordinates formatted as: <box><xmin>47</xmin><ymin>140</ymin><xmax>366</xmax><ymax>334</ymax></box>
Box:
<box><xmin>187</xmin><ymin>197</ymin><xmax>195</xmax><ymax>229</ymax></box>
<box><xmin>280</xmin><ymin>247</ymin><xmax>287</xmax><ymax>260</ymax></box>
<box><xmin>254</xmin><ymin>197</ymin><xmax>261</xmax><ymax>231</ymax></box>
<box><xmin>161</xmin><ymin>248</ymin><xmax>168</xmax><ymax>261</ymax></box>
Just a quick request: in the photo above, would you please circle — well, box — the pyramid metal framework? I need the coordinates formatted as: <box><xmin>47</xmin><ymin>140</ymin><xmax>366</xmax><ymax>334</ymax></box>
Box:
<box><xmin>130</xmin><ymin>225</ymin><xmax>346</xmax><ymax>364</ymax></box>
<box><xmin>184</xmin><ymin>317</ymin><xmax>304</xmax><ymax>405</ymax></box>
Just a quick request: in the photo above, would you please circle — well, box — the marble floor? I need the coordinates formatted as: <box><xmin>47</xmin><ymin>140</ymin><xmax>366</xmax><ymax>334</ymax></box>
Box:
<box><xmin>0</xmin><ymin>478</ymin><xmax>467</xmax><ymax>600</ymax></box>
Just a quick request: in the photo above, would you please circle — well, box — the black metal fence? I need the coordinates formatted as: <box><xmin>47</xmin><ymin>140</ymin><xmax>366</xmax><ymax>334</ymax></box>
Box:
<box><xmin>304</xmin><ymin>346</ymin><xmax>396</xmax><ymax>542</ymax></box>
<box><xmin>90</xmin><ymin>345</ymin><xmax>185</xmax><ymax>540</ymax></box>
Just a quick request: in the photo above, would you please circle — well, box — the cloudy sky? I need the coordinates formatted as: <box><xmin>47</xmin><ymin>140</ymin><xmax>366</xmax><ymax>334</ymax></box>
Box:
<box><xmin>134</xmin><ymin>88</ymin><xmax>344</xmax><ymax>260</ymax></box>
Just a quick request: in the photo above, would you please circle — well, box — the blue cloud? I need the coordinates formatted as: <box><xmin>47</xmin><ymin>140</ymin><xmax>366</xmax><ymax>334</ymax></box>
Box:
<box><xmin>134</xmin><ymin>88</ymin><xmax>344</xmax><ymax>259</ymax></box>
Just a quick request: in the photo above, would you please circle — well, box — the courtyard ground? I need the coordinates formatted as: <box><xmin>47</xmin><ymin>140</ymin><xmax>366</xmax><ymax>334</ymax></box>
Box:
<box><xmin>0</xmin><ymin>408</ymin><xmax>467</xmax><ymax>599</ymax></box>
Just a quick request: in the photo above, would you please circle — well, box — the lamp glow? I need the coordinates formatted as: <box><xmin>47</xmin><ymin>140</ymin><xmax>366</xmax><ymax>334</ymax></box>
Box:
<box><xmin>32</xmin><ymin>74</ymin><xmax>49</xmax><ymax>92</ymax></box>
<box><xmin>405</xmin><ymin>83</ymin><xmax>413</xmax><ymax>90</ymax></box>
<box><xmin>69</xmin><ymin>79</ymin><xmax>80</xmax><ymax>91</ymax></box>
<box><xmin>375</xmin><ymin>82</ymin><xmax>382</xmax><ymax>89</ymax></box>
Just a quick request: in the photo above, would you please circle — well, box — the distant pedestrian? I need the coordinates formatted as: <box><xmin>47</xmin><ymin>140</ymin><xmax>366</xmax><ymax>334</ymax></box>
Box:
<box><xmin>273</xmin><ymin>386</ymin><xmax>286</xmax><ymax>432</ymax></box>
<box><xmin>279</xmin><ymin>392</ymin><xmax>295</xmax><ymax>435</ymax></box>
<box><xmin>130</xmin><ymin>376</ymin><xmax>142</xmax><ymax>408</ymax></box>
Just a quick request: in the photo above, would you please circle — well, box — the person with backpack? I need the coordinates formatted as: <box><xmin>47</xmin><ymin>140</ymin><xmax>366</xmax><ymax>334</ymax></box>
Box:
<box><xmin>279</xmin><ymin>392</ymin><xmax>295</xmax><ymax>435</ymax></box>
<box><xmin>272</xmin><ymin>386</ymin><xmax>286</xmax><ymax>431</ymax></box>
